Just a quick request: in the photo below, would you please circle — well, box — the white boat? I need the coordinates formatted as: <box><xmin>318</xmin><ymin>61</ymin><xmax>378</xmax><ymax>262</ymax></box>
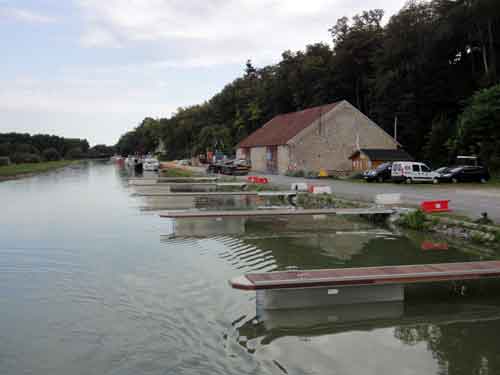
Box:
<box><xmin>143</xmin><ymin>158</ymin><xmax>160</xmax><ymax>171</ymax></box>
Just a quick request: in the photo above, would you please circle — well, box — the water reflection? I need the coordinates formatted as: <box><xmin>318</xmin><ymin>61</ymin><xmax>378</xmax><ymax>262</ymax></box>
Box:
<box><xmin>234</xmin><ymin>297</ymin><xmax>500</xmax><ymax>375</ymax></box>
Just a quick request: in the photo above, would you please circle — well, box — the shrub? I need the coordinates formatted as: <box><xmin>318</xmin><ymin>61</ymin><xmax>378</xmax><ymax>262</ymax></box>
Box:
<box><xmin>42</xmin><ymin>148</ymin><xmax>61</xmax><ymax>161</ymax></box>
<box><xmin>285</xmin><ymin>169</ymin><xmax>305</xmax><ymax>177</ymax></box>
<box><xmin>0</xmin><ymin>156</ymin><xmax>10</xmax><ymax>166</ymax></box>
<box><xmin>399</xmin><ymin>210</ymin><xmax>428</xmax><ymax>230</ymax></box>
<box><xmin>10</xmin><ymin>152</ymin><xmax>41</xmax><ymax>163</ymax></box>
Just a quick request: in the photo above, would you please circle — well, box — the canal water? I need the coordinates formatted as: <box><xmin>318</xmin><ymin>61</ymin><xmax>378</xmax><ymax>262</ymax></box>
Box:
<box><xmin>1</xmin><ymin>160</ymin><xmax>500</xmax><ymax>375</ymax></box>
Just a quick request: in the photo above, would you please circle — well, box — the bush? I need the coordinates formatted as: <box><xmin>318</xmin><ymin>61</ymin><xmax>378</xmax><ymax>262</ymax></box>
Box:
<box><xmin>398</xmin><ymin>210</ymin><xmax>428</xmax><ymax>230</ymax></box>
<box><xmin>0</xmin><ymin>156</ymin><xmax>10</xmax><ymax>166</ymax></box>
<box><xmin>285</xmin><ymin>169</ymin><xmax>305</xmax><ymax>177</ymax></box>
<box><xmin>10</xmin><ymin>152</ymin><xmax>41</xmax><ymax>163</ymax></box>
<box><xmin>42</xmin><ymin>148</ymin><xmax>61</xmax><ymax>161</ymax></box>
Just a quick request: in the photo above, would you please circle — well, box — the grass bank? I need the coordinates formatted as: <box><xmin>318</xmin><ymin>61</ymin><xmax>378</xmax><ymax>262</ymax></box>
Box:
<box><xmin>0</xmin><ymin>160</ymin><xmax>79</xmax><ymax>180</ymax></box>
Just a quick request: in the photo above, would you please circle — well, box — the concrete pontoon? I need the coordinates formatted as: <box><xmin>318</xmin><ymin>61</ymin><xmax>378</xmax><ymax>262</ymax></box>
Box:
<box><xmin>230</xmin><ymin>261</ymin><xmax>500</xmax><ymax>309</ymax></box>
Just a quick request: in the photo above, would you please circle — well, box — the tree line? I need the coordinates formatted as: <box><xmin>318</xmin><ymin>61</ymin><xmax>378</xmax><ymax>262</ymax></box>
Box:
<box><xmin>116</xmin><ymin>0</ymin><xmax>500</xmax><ymax>171</ymax></box>
<box><xmin>0</xmin><ymin>133</ymin><xmax>115</xmax><ymax>164</ymax></box>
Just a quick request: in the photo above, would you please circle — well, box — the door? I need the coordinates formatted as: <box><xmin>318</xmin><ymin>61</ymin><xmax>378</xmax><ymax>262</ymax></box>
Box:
<box><xmin>266</xmin><ymin>146</ymin><xmax>278</xmax><ymax>174</ymax></box>
<box><xmin>420</xmin><ymin>164</ymin><xmax>433</xmax><ymax>181</ymax></box>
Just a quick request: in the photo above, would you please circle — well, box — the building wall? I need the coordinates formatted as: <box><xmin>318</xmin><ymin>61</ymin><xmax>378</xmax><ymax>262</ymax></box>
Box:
<box><xmin>288</xmin><ymin>101</ymin><xmax>398</xmax><ymax>173</ymax></box>
<box><xmin>277</xmin><ymin>145</ymin><xmax>290</xmax><ymax>174</ymax></box>
<box><xmin>248</xmin><ymin>146</ymin><xmax>267</xmax><ymax>172</ymax></box>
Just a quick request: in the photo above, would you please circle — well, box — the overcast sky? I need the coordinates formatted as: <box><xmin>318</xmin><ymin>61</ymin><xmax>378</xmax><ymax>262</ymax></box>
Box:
<box><xmin>0</xmin><ymin>0</ymin><xmax>407</xmax><ymax>145</ymax></box>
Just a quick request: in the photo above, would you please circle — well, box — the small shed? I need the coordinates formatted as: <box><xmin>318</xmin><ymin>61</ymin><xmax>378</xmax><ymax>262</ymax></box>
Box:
<box><xmin>349</xmin><ymin>149</ymin><xmax>413</xmax><ymax>171</ymax></box>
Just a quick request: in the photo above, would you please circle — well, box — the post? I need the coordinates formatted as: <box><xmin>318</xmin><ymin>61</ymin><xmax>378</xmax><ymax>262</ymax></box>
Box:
<box><xmin>394</xmin><ymin>115</ymin><xmax>398</xmax><ymax>143</ymax></box>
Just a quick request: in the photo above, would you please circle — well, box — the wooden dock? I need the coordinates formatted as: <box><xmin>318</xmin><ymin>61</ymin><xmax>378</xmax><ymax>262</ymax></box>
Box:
<box><xmin>231</xmin><ymin>261</ymin><xmax>500</xmax><ymax>290</ymax></box>
<box><xmin>230</xmin><ymin>260</ymin><xmax>500</xmax><ymax>309</ymax></box>
<box><xmin>159</xmin><ymin>207</ymin><xmax>392</xmax><ymax>218</ymax></box>
<box><xmin>135</xmin><ymin>190</ymin><xmax>297</xmax><ymax>197</ymax></box>
<box><xmin>130</xmin><ymin>182</ymin><xmax>248</xmax><ymax>188</ymax></box>
<box><xmin>129</xmin><ymin>177</ymin><xmax>218</xmax><ymax>183</ymax></box>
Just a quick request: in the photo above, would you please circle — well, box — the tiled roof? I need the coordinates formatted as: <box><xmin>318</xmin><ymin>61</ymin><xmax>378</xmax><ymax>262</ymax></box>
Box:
<box><xmin>237</xmin><ymin>102</ymin><xmax>339</xmax><ymax>148</ymax></box>
<box><xmin>349</xmin><ymin>148</ymin><xmax>414</xmax><ymax>161</ymax></box>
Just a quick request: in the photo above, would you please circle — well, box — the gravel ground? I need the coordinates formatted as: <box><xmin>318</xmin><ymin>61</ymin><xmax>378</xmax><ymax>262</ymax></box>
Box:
<box><xmin>256</xmin><ymin>174</ymin><xmax>500</xmax><ymax>223</ymax></box>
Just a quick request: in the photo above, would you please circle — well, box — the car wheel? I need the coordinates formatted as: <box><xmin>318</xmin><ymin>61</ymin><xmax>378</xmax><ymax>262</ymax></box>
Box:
<box><xmin>405</xmin><ymin>178</ymin><xmax>412</xmax><ymax>184</ymax></box>
<box><xmin>452</xmin><ymin>178</ymin><xmax>458</xmax><ymax>184</ymax></box>
<box><xmin>377</xmin><ymin>176</ymin><xmax>384</xmax><ymax>183</ymax></box>
<box><xmin>480</xmin><ymin>177</ymin><xmax>487</xmax><ymax>184</ymax></box>
<box><xmin>433</xmin><ymin>178</ymin><xmax>439</xmax><ymax>184</ymax></box>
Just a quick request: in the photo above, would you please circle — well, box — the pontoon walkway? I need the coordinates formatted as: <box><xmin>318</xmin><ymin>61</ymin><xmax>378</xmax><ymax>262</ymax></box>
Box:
<box><xmin>159</xmin><ymin>207</ymin><xmax>393</xmax><ymax>218</ymax></box>
<box><xmin>231</xmin><ymin>261</ymin><xmax>500</xmax><ymax>290</ymax></box>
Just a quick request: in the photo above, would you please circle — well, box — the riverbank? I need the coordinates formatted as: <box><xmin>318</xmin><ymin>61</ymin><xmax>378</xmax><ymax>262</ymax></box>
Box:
<box><xmin>0</xmin><ymin>160</ymin><xmax>80</xmax><ymax>181</ymax></box>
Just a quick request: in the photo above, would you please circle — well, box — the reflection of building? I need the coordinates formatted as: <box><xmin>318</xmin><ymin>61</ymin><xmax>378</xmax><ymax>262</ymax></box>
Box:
<box><xmin>236</xmin><ymin>100</ymin><xmax>398</xmax><ymax>174</ymax></box>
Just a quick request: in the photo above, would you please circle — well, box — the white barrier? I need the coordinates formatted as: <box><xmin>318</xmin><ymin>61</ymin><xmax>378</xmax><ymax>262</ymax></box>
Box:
<box><xmin>291</xmin><ymin>182</ymin><xmax>308</xmax><ymax>191</ymax></box>
<box><xmin>312</xmin><ymin>185</ymin><xmax>332</xmax><ymax>194</ymax></box>
<box><xmin>375</xmin><ymin>193</ymin><xmax>401</xmax><ymax>205</ymax></box>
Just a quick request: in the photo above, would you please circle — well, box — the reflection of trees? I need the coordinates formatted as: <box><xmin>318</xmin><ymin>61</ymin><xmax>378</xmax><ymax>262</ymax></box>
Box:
<box><xmin>395</xmin><ymin>319</ymin><xmax>500</xmax><ymax>375</ymax></box>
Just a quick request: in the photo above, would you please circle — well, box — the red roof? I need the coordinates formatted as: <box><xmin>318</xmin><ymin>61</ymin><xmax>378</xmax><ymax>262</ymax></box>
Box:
<box><xmin>237</xmin><ymin>102</ymin><xmax>339</xmax><ymax>148</ymax></box>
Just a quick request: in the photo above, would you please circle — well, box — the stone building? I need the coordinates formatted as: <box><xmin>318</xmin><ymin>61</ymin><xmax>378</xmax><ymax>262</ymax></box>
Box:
<box><xmin>236</xmin><ymin>100</ymin><xmax>399</xmax><ymax>174</ymax></box>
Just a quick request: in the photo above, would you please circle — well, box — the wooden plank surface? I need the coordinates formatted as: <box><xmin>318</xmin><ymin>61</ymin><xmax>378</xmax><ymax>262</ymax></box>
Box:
<box><xmin>230</xmin><ymin>260</ymin><xmax>500</xmax><ymax>290</ymax></box>
<box><xmin>134</xmin><ymin>191</ymin><xmax>258</xmax><ymax>197</ymax></box>
<box><xmin>159</xmin><ymin>207</ymin><xmax>393</xmax><ymax>218</ymax></box>
<box><xmin>134</xmin><ymin>190</ymin><xmax>297</xmax><ymax>197</ymax></box>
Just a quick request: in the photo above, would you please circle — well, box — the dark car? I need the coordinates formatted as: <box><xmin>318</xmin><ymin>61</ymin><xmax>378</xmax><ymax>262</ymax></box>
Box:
<box><xmin>436</xmin><ymin>165</ymin><xmax>490</xmax><ymax>183</ymax></box>
<box><xmin>363</xmin><ymin>162</ymin><xmax>392</xmax><ymax>182</ymax></box>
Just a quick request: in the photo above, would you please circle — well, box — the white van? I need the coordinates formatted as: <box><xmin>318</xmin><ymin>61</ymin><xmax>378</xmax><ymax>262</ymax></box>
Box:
<box><xmin>391</xmin><ymin>161</ymin><xmax>439</xmax><ymax>183</ymax></box>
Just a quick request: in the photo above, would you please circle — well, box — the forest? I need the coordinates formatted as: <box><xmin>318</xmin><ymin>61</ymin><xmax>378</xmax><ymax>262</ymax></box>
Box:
<box><xmin>116</xmin><ymin>0</ymin><xmax>500</xmax><ymax>171</ymax></box>
<box><xmin>0</xmin><ymin>133</ymin><xmax>114</xmax><ymax>164</ymax></box>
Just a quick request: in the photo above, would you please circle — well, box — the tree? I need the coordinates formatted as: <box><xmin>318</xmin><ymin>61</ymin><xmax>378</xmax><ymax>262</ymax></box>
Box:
<box><xmin>452</xmin><ymin>83</ymin><xmax>500</xmax><ymax>171</ymax></box>
<box><xmin>42</xmin><ymin>148</ymin><xmax>61</xmax><ymax>161</ymax></box>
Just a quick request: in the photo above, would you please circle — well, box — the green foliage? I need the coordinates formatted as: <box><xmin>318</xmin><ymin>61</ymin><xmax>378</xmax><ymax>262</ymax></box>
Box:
<box><xmin>285</xmin><ymin>170</ymin><xmax>305</xmax><ymax>177</ymax></box>
<box><xmin>0</xmin><ymin>160</ymin><xmax>77</xmax><ymax>177</ymax></box>
<box><xmin>65</xmin><ymin>147</ymin><xmax>83</xmax><ymax>160</ymax></box>
<box><xmin>42</xmin><ymin>148</ymin><xmax>61</xmax><ymax>161</ymax></box>
<box><xmin>10</xmin><ymin>152</ymin><xmax>41</xmax><ymax>163</ymax></box>
<box><xmin>159</xmin><ymin>168</ymin><xmax>193</xmax><ymax>177</ymax></box>
<box><xmin>0</xmin><ymin>133</ymin><xmax>89</xmax><ymax>161</ymax></box>
<box><xmin>452</xmin><ymin>84</ymin><xmax>500</xmax><ymax>172</ymax></box>
<box><xmin>399</xmin><ymin>210</ymin><xmax>428</xmax><ymax>230</ymax></box>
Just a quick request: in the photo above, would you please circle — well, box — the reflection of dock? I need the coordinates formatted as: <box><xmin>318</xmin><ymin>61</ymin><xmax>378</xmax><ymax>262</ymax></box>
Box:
<box><xmin>160</xmin><ymin>207</ymin><xmax>394</xmax><ymax>218</ymax></box>
<box><xmin>231</xmin><ymin>261</ymin><xmax>500</xmax><ymax>309</ymax></box>
<box><xmin>236</xmin><ymin>299</ymin><xmax>500</xmax><ymax>345</ymax></box>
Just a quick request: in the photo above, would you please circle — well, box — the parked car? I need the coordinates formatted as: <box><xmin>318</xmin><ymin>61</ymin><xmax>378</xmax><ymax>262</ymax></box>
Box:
<box><xmin>391</xmin><ymin>161</ymin><xmax>439</xmax><ymax>184</ymax></box>
<box><xmin>363</xmin><ymin>162</ymin><xmax>392</xmax><ymax>182</ymax></box>
<box><xmin>436</xmin><ymin>165</ymin><xmax>490</xmax><ymax>183</ymax></box>
<box><xmin>208</xmin><ymin>159</ymin><xmax>251</xmax><ymax>175</ymax></box>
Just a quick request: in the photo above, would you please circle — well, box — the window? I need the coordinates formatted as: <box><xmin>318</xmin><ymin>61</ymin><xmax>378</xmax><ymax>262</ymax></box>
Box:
<box><xmin>412</xmin><ymin>165</ymin><xmax>420</xmax><ymax>172</ymax></box>
<box><xmin>421</xmin><ymin>165</ymin><xmax>431</xmax><ymax>172</ymax></box>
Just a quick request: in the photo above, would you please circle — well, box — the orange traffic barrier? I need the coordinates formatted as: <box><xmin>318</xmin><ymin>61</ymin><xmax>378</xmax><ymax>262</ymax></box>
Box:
<box><xmin>420</xmin><ymin>200</ymin><xmax>450</xmax><ymax>213</ymax></box>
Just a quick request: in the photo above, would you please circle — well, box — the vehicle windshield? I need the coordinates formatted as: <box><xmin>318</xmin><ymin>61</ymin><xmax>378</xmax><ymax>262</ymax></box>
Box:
<box><xmin>450</xmin><ymin>167</ymin><xmax>463</xmax><ymax>173</ymax></box>
<box><xmin>376</xmin><ymin>163</ymin><xmax>391</xmax><ymax>171</ymax></box>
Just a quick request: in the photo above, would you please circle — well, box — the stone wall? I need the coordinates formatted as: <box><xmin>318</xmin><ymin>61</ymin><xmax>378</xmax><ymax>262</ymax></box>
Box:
<box><xmin>288</xmin><ymin>101</ymin><xmax>397</xmax><ymax>173</ymax></box>
<box><xmin>277</xmin><ymin>145</ymin><xmax>290</xmax><ymax>174</ymax></box>
<box><xmin>248</xmin><ymin>146</ymin><xmax>267</xmax><ymax>172</ymax></box>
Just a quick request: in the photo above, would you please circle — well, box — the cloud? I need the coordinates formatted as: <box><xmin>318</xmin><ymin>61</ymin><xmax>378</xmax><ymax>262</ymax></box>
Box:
<box><xmin>80</xmin><ymin>27</ymin><xmax>121</xmax><ymax>48</ymax></box>
<box><xmin>76</xmin><ymin>0</ymin><xmax>406</xmax><ymax>66</ymax></box>
<box><xmin>0</xmin><ymin>6</ymin><xmax>56</xmax><ymax>23</ymax></box>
